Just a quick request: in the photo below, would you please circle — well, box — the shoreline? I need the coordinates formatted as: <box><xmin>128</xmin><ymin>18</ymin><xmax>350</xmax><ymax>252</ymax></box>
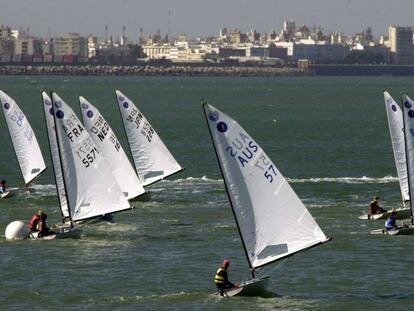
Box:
<box><xmin>0</xmin><ymin>64</ymin><xmax>303</xmax><ymax>77</ymax></box>
<box><xmin>1</xmin><ymin>64</ymin><xmax>414</xmax><ymax>76</ymax></box>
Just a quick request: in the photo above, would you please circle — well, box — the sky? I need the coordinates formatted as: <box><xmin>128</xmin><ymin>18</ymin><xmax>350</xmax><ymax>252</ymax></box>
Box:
<box><xmin>0</xmin><ymin>0</ymin><xmax>413</xmax><ymax>40</ymax></box>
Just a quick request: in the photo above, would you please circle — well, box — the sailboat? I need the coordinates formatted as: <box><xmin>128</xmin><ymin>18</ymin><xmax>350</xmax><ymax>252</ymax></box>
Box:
<box><xmin>115</xmin><ymin>90</ymin><xmax>183</xmax><ymax>191</ymax></box>
<box><xmin>0</xmin><ymin>90</ymin><xmax>46</xmax><ymax>196</ymax></box>
<box><xmin>79</xmin><ymin>96</ymin><xmax>146</xmax><ymax>201</ymax></box>
<box><xmin>30</xmin><ymin>92</ymin><xmax>132</xmax><ymax>238</ymax></box>
<box><xmin>203</xmin><ymin>102</ymin><xmax>331</xmax><ymax>296</ymax></box>
<box><xmin>360</xmin><ymin>91</ymin><xmax>411</xmax><ymax>220</ymax></box>
<box><xmin>371</xmin><ymin>92</ymin><xmax>414</xmax><ymax>235</ymax></box>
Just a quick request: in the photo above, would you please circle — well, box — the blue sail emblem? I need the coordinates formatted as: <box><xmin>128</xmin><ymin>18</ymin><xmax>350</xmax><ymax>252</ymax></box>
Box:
<box><xmin>409</xmin><ymin>110</ymin><xmax>414</xmax><ymax>118</ymax></box>
<box><xmin>123</xmin><ymin>101</ymin><xmax>129</xmax><ymax>109</ymax></box>
<box><xmin>3</xmin><ymin>102</ymin><xmax>10</xmax><ymax>110</ymax></box>
<box><xmin>217</xmin><ymin>121</ymin><xmax>228</xmax><ymax>133</ymax></box>
<box><xmin>392</xmin><ymin>105</ymin><xmax>397</xmax><ymax>112</ymax></box>
<box><xmin>405</xmin><ymin>101</ymin><xmax>412</xmax><ymax>109</ymax></box>
<box><xmin>209</xmin><ymin>110</ymin><xmax>219</xmax><ymax>122</ymax></box>
<box><xmin>87</xmin><ymin>110</ymin><xmax>94</xmax><ymax>118</ymax></box>
<box><xmin>56</xmin><ymin>110</ymin><xmax>64</xmax><ymax>119</ymax></box>
<box><xmin>81</xmin><ymin>103</ymin><xmax>89</xmax><ymax>110</ymax></box>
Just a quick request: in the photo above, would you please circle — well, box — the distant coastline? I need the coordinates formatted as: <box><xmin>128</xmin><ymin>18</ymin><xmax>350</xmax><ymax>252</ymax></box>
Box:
<box><xmin>0</xmin><ymin>64</ymin><xmax>303</xmax><ymax>77</ymax></box>
<box><xmin>1</xmin><ymin>64</ymin><xmax>414</xmax><ymax>76</ymax></box>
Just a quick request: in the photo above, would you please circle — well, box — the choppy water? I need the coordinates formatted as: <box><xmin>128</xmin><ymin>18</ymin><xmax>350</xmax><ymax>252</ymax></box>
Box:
<box><xmin>1</xmin><ymin>76</ymin><xmax>414</xmax><ymax>310</ymax></box>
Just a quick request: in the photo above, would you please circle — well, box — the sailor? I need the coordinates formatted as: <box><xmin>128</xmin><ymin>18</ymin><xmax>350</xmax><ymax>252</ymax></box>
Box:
<box><xmin>38</xmin><ymin>212</ymin><xmax>54</xmax><ymax>237</ymax></box>
<box><xmin>0</xmin><ymin>179</ymin><xmax>7</xmax><ymax>193</ymax></box>
<box><xmin>369</xmin><ymin>196</ymin><xmax>386</xmax><ymax>215</ymax></box>
<box><xmin>385</xmin><ymin>210</ymin><xmax>398</xmax><ymax>231</ymax></box>
<box><xmin>29</xmin><ymin>209</ymin><xmax>53</xmax><ymax>236</ymax></box>
<box><xmin>214</xmin><ymin>259</ymin><xmax>236</xmax><ymax>296</ymax></box>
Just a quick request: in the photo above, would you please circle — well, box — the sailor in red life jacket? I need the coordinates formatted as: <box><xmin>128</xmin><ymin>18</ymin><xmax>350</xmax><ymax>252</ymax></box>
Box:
<box><xmin>28</xmin><ymin>209</ymin><xmax>42</xmax><ymax>233</ymax></box>
<box><xmin>29</xmin><ymin>209</ymin><xmax>54</xmax><ymax>236</ymax></box>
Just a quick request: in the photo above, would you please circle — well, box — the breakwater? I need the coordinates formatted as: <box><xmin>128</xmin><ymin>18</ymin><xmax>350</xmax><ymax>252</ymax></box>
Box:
<box><xmin>0</xmin><ymin>64</ymin><xmax>302</xmax><ymax>77</ymax></box>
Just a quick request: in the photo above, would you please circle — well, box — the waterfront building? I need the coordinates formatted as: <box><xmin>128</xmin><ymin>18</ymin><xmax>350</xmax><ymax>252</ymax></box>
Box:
<box><xmin>142</xmin><ymin>43</ymin><xmax>173</xmax><ymax>59</ymax></box>
<box><xmin>389</xmin><ymin>26</ymin><xmax>414</xmax><ymax>64</ymax></box>
<box><xmin>52</xmin><ymin>33</ymin><xmax>88</xmax><ymax>57</ymax></box>
<box><xmin>14</xmin><ymin>38</ymin><xmax>43</xmax><ymax>56</ymax></box>
<box><xmin>293</xmin><ymin>43</ymin><xmax>350</xmax><ymax>64</ymax></box>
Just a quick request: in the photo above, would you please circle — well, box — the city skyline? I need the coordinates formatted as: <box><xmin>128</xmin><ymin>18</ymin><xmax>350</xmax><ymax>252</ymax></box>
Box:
<box><xmin>0</xmin><ymin>0</ymin><xmax>414</xmax><ymax>39</ymax></box>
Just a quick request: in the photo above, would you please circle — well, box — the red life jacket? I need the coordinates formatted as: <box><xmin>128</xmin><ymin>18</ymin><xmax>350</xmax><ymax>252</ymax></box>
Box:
<box><xmin>29</xmin><ymin>214</ymin><xmax>40</xmax><ymax>231</ymax></box>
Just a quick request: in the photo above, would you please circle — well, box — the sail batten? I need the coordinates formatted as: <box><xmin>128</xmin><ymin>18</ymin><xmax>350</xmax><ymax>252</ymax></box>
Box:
<box><xmin>203</xmin><ymin>103</ymin><xmax>328</xmax><ymax>269</ymax></box>
<box><xmin>79</xmin><ymin>96</ymin><xmax>146</xmax><ymax>200</ymax></box>
<box><xmin>384</xmin><ymin>92</ymin><xmax>410</xmax><ymax>202</ymax></box>
<box><xmin>115</xmin><ymin>90</ymin><xmax>183</xmax><ymax>186</ymax></box>
<box><xmin>51</xmin><ymin>93</ymin><xmax>131</xmax><ymax>222</ymax></box>
<box><xmin>0</xmin><ymin>90</ymin><xmax>46</xmax><ymax>185</ymax></box>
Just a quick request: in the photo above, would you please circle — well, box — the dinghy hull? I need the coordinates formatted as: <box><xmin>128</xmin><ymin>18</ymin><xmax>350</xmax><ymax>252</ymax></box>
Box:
<box><xmin>214</xmin><ymin>277</ymin><xmax>269</xmax><ymax>297</ymax></box>
<box><xmin>371</xmin><ymin>225</ymin><xmax>414</xmax><ymax>235</ymax></box>
<box><xmin>359</xmin><ymin>207</ymin><xmax>411</xmax><ymax>220</ymax></box>
<box><xmin>0</xmin><ymin>191</ymin><xmax>13</xmax><ymax>199</ymax></box>
<box><xmin>29</xmin><ymin>227</ymin><xmax>82</xmax><ymax>240</ymax></box>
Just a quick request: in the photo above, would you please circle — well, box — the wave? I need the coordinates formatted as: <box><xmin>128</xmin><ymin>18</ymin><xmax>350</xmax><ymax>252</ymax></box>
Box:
<box><xmin>161</xmin><ymin>175</ymin><xmax>399</xmax><ymax>185</ymax></box>
<box><xmin>287</xmin><ymin>176</ymin><xmax>398</xmax><ymax>184</ymax></box>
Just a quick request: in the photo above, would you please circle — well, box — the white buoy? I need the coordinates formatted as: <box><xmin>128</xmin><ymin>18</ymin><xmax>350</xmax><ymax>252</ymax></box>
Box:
<box><xmin>5</xmin><ymin>220</ymin><xmax>29</xmax><ymax>240</ymax></box>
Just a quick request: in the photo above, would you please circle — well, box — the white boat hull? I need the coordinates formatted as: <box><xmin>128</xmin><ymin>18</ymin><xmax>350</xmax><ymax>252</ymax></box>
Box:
<box><xmin>371</xmin><ymin>224</ymin><xmax>414</xmax><ymax>235</ymax></box>
<box><xmin>359</xmin><ymin>207</ymin><xmax>411</xmax><ymax>220</ymax></box>
<box><xmin>29</xmin><ymin>227</ymin><xmax>82</xmax><ymax>240</ymax></box>
<box><xmin>214</xmin><ymin>277</ymin><xmax>269</xmax><ymax>297</ymax></box>
<box><xmin>0</xmin><ymin>191</ymin><xmax>13</xmax><ymax>199</ymax></box>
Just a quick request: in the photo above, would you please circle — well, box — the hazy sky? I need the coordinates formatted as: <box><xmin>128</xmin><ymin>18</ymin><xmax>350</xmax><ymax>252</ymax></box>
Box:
<box><xmin>0</xmin><ymin>0</ymin><xmax>413</xmax><ymax>39</ymax></box>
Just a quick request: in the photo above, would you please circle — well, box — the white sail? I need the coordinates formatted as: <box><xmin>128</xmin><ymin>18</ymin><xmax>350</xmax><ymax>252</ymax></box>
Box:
<box><xmin>0</xmin><ymin>90</ymin><xmax>46</xmax><ymax>185</ymax></box>
<box><xmin>51</xmin><ymin>92</ymin><xmax>131</xmax><ymax>222</ymax></box>
<box><xmin>204</xmin><ymin>103</ymin><xmax>329</xmax><ymax>269</ymax></box>
<box><xmin>115</xmin><ymin>90</ymin><xmax>183</xmax><ymax>186</ymax></box>
<box><xmin>402</xmin><ymin>93</ymin><xmax>414</xmax><ymax>217</ymax></box>
<box><xmin>41</xmin><ymin>92</ymin><xmax>69</xmax><ymax>219</ymax></box>
<box><xmin>384</xmin><ymin>92</ymin><xmax>409</xmax><ymax>202</ymax></box>
<box><xmin>79</xmin><ymin>96</ymin><xmax>146</xmax><ymax>200</ymax></box>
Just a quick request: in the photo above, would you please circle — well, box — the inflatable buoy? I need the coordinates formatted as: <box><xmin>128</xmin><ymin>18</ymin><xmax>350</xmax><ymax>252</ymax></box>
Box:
<box><xmin>5</xmin><ymin>220</ymin><xmax>29</xmax><ymax>239</ymax></box>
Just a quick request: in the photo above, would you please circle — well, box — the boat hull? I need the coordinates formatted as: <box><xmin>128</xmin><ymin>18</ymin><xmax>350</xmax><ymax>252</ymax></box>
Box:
<box><xmin>371</xmin><ymin>224</ymin><xmax>414</xmax><ymax>235</ymax></box>
<box><xmin>359</xmin><ymin>207</ymin><xmax>411</xmax><ymax>220</ymax></box>
<box><xmin>214</xmin><ymin>277</ymin><xmax>269</xmax><ymax>297</ymax></box>
<box><xmin>0</xmin><ymin>191</ymin><xmax>13</xmax><ymax>199</ymax></box>
<box><xmin>29</xmin><ymin>227</ymin><xmax>82</xmax><ymax>240</ymax></box>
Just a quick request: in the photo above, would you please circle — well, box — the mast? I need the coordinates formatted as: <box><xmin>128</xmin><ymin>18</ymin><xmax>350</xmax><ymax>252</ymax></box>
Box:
<box><xmin>41</xmin><ymin>92</ymin><xmax>66</xmax><ymax>222</ymax></box>
<box><xmin>401</xmin><ymin>93</ymin><xmax>414</xmax><ymax>225</ymax></box>
<box><xmin>51</xmin><ymin>91</ymin><xmax>73</xmax><ymax>226</ymax></box>
<box><xmin>202</xmin><ymin>102</ymin><xmax>255</xmax><ymax>279</ymax></box>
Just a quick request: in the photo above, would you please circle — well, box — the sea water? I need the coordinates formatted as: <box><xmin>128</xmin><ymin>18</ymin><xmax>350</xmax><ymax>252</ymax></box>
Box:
<box><xmin>1</xmin><ymin>76</ymin><xmax>414</xmax><ymax>310</ymax></box>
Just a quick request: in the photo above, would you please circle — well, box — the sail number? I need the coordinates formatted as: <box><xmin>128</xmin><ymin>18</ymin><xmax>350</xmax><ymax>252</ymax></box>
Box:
<box><xmin>24</xmin><ymin>127</ymin><xmax>34</xmax><ymax>143</ymax></box>
<box><xmin>81</xmin><ymin>146</ymin><xmax>100</xmax><ymax>168</ymax></box>
<box><xmin>75</xmin><ymin>138</ymin><xmax>100</xmax><ymax>168</ymax></box>
<box><xmin>10</xmin><ymin>110</ymin><xmax>25</xmax><ymax>127</ymax></box>
<box><xmin>255</xmin><ymin>155</ymin><xmax>277</xmax><ymax>183</ymax></box>
<box><xmin>141</xmin><ymin>121</ymin><xmax>154</xmax><ymax>142</ymax></box>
